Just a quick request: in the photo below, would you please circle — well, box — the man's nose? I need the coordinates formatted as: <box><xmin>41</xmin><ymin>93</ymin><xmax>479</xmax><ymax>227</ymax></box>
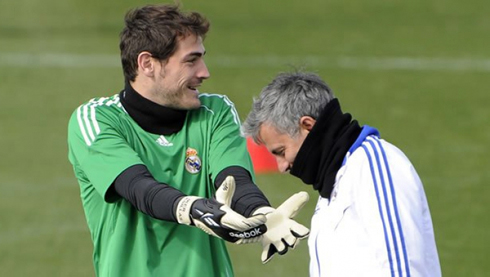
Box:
<box><xmin>276</xmin><ymin>157</ymin><xmax>290</xmax><ymax>173</ymax></box>
<box><xmin>197</xmin><ymin>60</ymin><xmax>210</xmax><ymax>79</ymax></box>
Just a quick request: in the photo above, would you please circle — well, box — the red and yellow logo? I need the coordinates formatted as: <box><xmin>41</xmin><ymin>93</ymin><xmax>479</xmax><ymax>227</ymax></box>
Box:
<box><xmin>185</xmin><ymin>147</ymin><xmax>201</xmax><ymax>174</ymax></box>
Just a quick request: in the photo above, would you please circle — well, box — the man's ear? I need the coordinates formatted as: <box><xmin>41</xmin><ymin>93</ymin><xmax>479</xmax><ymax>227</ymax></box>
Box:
<box><xmin>137</xmin><ymin>51</ymin><xmax>155</xmax><ymax>77</ymax></box>
<box><xmin>299</xmin><ymin>116</ymin><xmax>316</xmax><ymax>132</ymax></box>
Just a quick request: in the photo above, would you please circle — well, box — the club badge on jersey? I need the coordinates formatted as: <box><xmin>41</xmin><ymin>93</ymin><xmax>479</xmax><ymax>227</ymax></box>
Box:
<box><xmin>185</xmin><ymin>147</ymin><xmax>202</xmax><ymax>174</ymax></box>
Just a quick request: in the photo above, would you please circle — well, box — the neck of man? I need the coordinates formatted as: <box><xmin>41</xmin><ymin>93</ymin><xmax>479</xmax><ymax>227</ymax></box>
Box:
<box><xmin>120</xmin><ymin>81</ymin><xmax>187</xmax><ymax>135</ymax></box>
<box><xmin>130</xmin><ymin>78</ymin><xmax>165</xmax><ymax>106</ymax></box>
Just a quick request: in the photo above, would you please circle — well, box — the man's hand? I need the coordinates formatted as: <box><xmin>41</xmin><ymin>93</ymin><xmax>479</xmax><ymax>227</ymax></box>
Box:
<box><xmin>253</xmin><ymin>191</ymin><xmax>310</xmax><ymax>263</ymax></box>
<box><xmin>175</xmin><ymin>176</ymin><xmax>267</xmax><ymax>243</ymax></box>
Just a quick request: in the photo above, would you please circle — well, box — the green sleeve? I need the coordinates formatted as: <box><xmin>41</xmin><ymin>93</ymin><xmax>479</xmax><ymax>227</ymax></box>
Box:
<box><xmin>67</xmin><ymin>103</ymin><xmax>142</xmax><ymax>202</ymax></box>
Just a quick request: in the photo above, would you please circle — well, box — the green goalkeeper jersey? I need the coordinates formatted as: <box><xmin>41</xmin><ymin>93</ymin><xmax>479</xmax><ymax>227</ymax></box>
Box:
<box><xmin>68</xmin><ymin>92</ymin><xmax>254</xmax><ymax>277</ymax></box>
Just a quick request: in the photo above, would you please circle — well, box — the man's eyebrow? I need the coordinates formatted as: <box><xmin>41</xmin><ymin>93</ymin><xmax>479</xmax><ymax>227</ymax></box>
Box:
<box><xmin>185</xmin><ymin>51</ymin><xmax>206</xmax><ymax>58</ymax></box>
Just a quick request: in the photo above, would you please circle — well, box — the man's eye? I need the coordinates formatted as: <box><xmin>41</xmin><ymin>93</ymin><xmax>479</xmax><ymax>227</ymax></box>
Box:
<box><xmin>273</xmin><ymin>149</ymin><xmax>285</xmax><ymax>157</ymax></box>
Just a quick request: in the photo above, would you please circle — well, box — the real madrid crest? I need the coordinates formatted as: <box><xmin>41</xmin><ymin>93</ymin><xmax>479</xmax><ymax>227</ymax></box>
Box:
<box><xmin>185</xmin><ymin>147</ymin><xmax>202</xmax><ymax>174</ymax></box>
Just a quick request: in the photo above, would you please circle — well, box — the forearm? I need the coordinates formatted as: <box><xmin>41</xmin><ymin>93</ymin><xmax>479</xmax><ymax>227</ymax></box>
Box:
<box><xmin>215</xmin><ymin>166</ymin><xmax>271</xmax><ymax>217</ymax></box>
<box><xmin>113</xmin><ymin>165</ymin><xmax>266</xmax><ymax>243</ymax></box>
<box><xmin>113</xmin><ymin>164</ymin><xmax>185</xmax><ymax>222</ymax></box>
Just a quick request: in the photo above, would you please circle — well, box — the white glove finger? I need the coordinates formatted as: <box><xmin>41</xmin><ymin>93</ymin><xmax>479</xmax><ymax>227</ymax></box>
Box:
<box><xmin>272</xmin><ymin>239</ymin><xmax>287</xmax><ymax>254</ymax></box>
<box><xmin>291</xmin><ymin>238</ymin><xmax>301</xmax><ymax>249</ymax></box>
<box><xmin>221</xmin><ymin>206</ymin><xmax>267</xmax><ymax>231</ymax></box>
<box><xmin>290</xmin><ymin>223</ymin><xmax>310</xmax><ymax>239</ymax></box>
<box><xmin>282</xmin><ymin>234</ymin><xmax>297</xmax><ymax>248</ymax></box>
<box><xmin>276</xmin><ymin>191</ymin><xmax>309</xmax><ymax>218</ymax></box>
<box><xmin>215</xmin><ymin>176</ymin><xmax>235</xmax><ymax>206</ymax></box>
<box><xmin>261</xmin><ymin>244</ymin><xmax>278</xmax><ymax>264</ymax></box>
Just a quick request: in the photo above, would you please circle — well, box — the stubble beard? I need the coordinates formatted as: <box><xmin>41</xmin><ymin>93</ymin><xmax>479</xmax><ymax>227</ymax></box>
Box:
<box><xmin>163</xmin><ymin>89</ymin><xmax>201</xmax><ymax>110</ymax></box>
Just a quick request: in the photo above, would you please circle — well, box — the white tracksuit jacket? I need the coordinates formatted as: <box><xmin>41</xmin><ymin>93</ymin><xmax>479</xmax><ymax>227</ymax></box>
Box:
<box><xmin>308</xmin><ymin>126</ymin><xmax>441</xmax><ymax>277</ymax></box>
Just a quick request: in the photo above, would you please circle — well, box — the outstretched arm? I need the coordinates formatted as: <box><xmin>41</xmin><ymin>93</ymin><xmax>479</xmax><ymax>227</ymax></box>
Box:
<box><xmin>113</xmin><ymin>164</ymin><xmax>267</xmax><ymax>243</ymax></box>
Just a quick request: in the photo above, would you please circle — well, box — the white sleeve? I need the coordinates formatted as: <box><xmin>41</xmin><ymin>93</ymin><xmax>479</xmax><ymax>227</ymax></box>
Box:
<box><xmin>354</xmin><ymin>136</ymin><xmax>441</xmax><ymax>277</ymax></box>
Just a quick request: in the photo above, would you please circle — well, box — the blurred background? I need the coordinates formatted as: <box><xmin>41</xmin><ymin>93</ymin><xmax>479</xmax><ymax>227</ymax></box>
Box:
<box><xmin>1</xmin><ymin>0</ymin><xmax>489</xmax><ymax>276</ymax></box>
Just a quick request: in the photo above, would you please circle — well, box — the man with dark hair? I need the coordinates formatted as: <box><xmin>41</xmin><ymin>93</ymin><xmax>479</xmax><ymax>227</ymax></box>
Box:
<box><xmin>242</xmin><ymin>71</ymin><xmax>441</xmax><ymax>277</ymax></box>
<box><xmin>68</xmin><ymin>5</ymin><xmax>309</xmax><ymax>276</ymax></box>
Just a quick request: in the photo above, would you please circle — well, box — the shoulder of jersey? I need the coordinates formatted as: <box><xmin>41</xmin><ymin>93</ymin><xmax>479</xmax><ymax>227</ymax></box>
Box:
<box><xmin>77</xmin><ymin>94</ymin><xmax>125</xmax><ymax>115</ymax></box>
<box><xmin>197</xmin><ymin>93</ymin><xmax>242</xmax><ymax>126</ymax></box>
<box><xmin>71</xmin><ymin>94</ymin><xmax>124</xmax><ymax>146</ymax></box>
<box><xmin>198</xmin><ymin>93</ymin><xmax>235</xmax><ymax>109</ymax></box>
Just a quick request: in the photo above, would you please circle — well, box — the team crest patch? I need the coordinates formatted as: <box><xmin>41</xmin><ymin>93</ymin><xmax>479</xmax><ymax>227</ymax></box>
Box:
<box><xmin>185</xmin><ymin>147</ymin><xmax>202</xmax><ymax>174</ymax></box>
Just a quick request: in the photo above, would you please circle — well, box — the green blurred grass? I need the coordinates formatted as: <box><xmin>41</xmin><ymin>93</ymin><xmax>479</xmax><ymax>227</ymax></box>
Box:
<box><xmin>1</xmin><ymin>0</ymin><xmax>489</xmax><ymax>276</ymax></box>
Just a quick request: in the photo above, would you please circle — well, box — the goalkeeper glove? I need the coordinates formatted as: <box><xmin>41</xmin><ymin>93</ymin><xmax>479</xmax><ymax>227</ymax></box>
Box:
<box><xmin>253</xmin><ymin>191</ymin><xmax>310</xmax><ymax>263</ymax></box>
<box><xmin>175</xmin><ymin>176</ymin><xmax>267</xmax><ymax>243</ymax></box>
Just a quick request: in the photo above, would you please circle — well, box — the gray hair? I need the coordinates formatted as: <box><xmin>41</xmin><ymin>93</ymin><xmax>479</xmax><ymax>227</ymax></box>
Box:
<box><xmin>242</xmin><ymin>71</ymin><xmax>335</xmax><ymax>143</ymax></box>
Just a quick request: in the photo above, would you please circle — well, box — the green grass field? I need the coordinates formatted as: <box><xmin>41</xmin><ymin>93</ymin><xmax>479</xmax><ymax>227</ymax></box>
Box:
<box><xmin>1</xmin><ymin>0</ymin><xmax>489</xmax><ymax>276</ymax></box>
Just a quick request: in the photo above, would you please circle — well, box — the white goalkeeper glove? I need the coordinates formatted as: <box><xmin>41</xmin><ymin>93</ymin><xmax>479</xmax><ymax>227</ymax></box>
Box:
<box><xmin>253</xmin><ymin>191</ymin><xmax>310</xmax><ymax>263</ymax></box>
<box><xmin>175</xmin><ymin>176</ymin><xmax>267</xmax><ymax>243</ymax></box>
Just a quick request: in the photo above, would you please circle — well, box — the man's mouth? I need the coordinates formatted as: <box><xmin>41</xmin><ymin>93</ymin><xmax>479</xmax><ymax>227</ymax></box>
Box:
<box><xmin>187</xmin><ymin>85</ymin><xmax>198</xmax><ymax>91</ymax></box>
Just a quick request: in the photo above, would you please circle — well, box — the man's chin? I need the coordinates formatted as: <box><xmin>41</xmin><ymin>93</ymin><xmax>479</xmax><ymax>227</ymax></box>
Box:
<box><xmin>184</xmin><ymin>98</ymin><xmax>202</xmax><ymax>110</ymax></box>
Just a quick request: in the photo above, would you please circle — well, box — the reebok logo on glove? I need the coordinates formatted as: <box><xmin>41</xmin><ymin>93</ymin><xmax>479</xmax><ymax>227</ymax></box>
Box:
<box><xmin>229</xmin><ymin>227</ymin><xmax>263</xmax><ymax>239</ymax></box>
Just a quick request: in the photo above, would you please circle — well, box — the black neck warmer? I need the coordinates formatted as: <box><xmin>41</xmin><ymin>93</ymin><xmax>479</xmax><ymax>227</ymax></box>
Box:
<box><xmin>290</xmin><ymin>99</ymin><xmax>362</xmax><ymax>199</ymax></box>
<box><xmin>119</xmin><ymin>83</ymin><xmax>187</xmax><ymax>135</ymax></box>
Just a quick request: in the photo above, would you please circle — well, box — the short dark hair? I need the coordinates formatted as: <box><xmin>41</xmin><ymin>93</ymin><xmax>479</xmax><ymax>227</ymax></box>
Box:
<box><xmin>119</xmin><ymin>4</ymin><xmax>210</xmax><ymax>82</ymax></box>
